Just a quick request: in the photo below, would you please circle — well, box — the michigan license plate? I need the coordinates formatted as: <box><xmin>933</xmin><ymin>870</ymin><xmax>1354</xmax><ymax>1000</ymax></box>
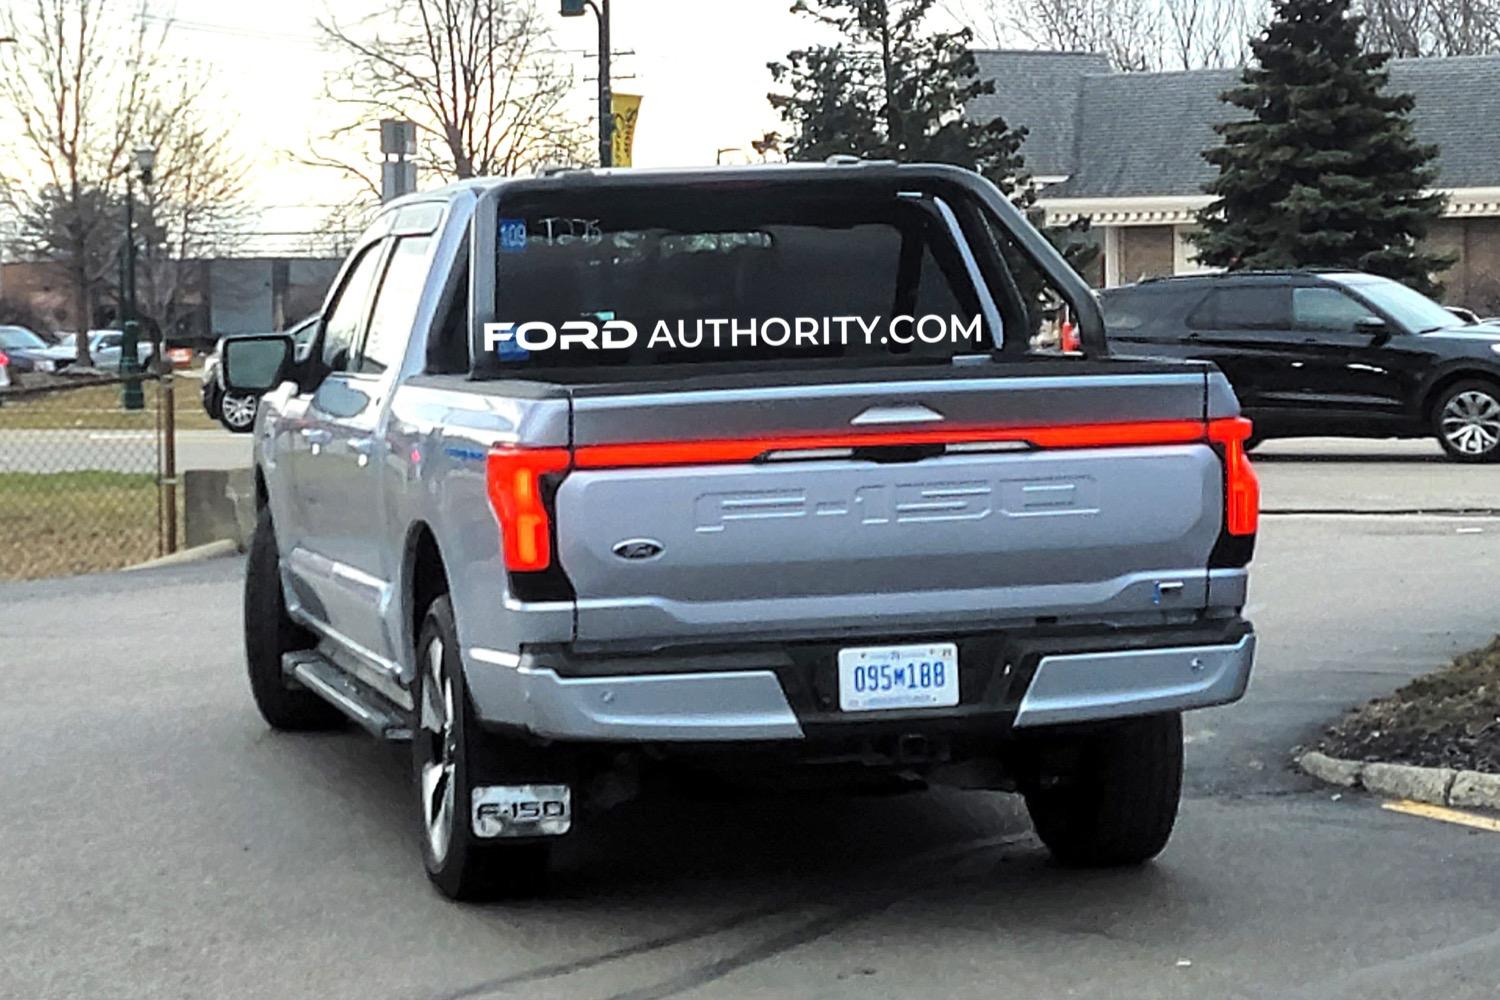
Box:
<box><xmin>837</xmin><ymin>642</ymin><xmax>959</xmax><ymax>712</ymax></box>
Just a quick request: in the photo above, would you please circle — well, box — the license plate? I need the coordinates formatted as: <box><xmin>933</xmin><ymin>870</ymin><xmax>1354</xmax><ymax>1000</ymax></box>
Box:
<box><xmin>838</xmin><ymin>642</ymin><xmax>959</xmax><ymax>712</ymax></box>
<box><xmin>471</xmin><ymin>785</ymin><xmax>571</xmax><ymax>838</ymax></box>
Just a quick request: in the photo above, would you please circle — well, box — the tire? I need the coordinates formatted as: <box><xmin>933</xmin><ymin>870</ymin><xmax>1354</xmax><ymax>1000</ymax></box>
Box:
<box><xmin>1023</xmin><ymin>713</ymin><xmax>1183</xmax><ymax>867</ymax></box>
<box><xmin>1432</xmin><ymin>379</ymin><xmax>1500</xmax><ymax>463</ymax></box>
<box><xmin>243</xmin><ymin>507</ymin><xmax>344</xmax><ymax>731</ymax></box>
<box><xmin>220</xmin><ymin>391</ymin><xmax>259</xmax><ymax>433</ymax></box>
<box><xmin>412</xmin><ymin>595</ymin><xmax>552</xmax><ymax>900</ymax></box>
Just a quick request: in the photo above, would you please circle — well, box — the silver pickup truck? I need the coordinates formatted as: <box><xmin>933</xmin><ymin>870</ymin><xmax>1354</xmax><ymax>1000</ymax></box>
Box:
<box><xmin>223</xmin><ymin>162</ymin><xmax>1259</xmax><ymax>900</ymax></box>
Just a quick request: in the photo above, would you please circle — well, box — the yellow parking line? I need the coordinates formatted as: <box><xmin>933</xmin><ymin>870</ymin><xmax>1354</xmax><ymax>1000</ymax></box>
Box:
<box><xmin>1382</xmin><ymin>799</ymin><xmax>1500</xmax><ymax>833</ymax></box>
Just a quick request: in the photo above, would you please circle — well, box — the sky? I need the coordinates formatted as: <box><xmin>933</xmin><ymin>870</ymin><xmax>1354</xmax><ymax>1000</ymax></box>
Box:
<box><xmin>151</xmin><ymin>0</ymin><xmax>862</xmax><ymax>250</ymax></box>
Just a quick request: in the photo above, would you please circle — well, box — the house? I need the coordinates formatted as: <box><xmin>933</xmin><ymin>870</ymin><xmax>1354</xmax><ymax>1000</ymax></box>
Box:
<box><xmin>970</xmin><ymin>50</ymin><xmax>1500</xmax><ymax>310</ymax></box>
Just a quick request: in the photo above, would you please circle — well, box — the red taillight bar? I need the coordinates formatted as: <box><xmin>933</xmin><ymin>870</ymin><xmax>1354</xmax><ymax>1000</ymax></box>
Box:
<box><xmin>572</xmin><ymin>420</ymin><xmax>1211</xmax><ymax>469</ymax></box>
<box><xmin>485</xmin><ymin>417</ymin><xmax>1259</xmax><ymax>572</ymax></box>
<box><xmin>486</xmin><ymin>447</ymin><xmax>569</xmax><ymax>572</ymax></box>
<box><xmin>1208</xmin><ymin>416</ymin><xmax>1259</xmax><ymax>536</ymax></box>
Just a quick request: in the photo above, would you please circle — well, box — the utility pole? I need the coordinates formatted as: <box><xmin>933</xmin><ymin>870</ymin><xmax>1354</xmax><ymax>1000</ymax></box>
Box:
<box><xmin>381</xmin><ymin>120</ymin><xmax>418</xmax><ymax>201</ymax></box>
<box><xmin>561</xmin><ymin>0</ymin><xmax>613</xmax><ymax>167</ymax></box>
<box><xmin>120</xmin><ymin>145</ymin><xmax>155</xmax><ymax>411</ymax></box>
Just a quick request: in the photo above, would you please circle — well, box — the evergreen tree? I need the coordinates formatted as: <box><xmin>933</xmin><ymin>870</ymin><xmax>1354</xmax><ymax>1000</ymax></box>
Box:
<box><xmin>768</xmin><ymin>0</ymin><xmax>1028</xmax><ymax>194</ymax></box>
<box><xmin>768</xmin><ymin>0</ymin><xmax>1097</xmax><ymax>328</ymax></box>
<box><xmin>1194</xmin><ymin>0</ymin><xmax>1453</xmax><ymax>294</ymax></box>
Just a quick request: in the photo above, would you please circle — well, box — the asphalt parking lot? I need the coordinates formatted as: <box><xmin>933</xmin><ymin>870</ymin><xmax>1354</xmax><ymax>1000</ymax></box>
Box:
<box><xmin>3</xmin><ymin>440</ymin><xmax>1499</xmax><ymax>1000</ymax></box>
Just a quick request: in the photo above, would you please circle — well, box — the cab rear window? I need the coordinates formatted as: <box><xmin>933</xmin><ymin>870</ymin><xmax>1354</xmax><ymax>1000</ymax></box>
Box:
<box><xmin>481</xmin><ymin>189</ymin><xmax>988</xmax><ymax>372</ymax></box>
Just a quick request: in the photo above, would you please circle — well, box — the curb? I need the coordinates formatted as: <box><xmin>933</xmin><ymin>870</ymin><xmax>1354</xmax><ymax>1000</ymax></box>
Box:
<box><xmin>122</xmin><ymin>538</ymin><xmax>242</xmax><ymax>572</ymax></box>
<box><xmin>1298</xmin><ymin>751</ymin><xmax>1500</xmax><ymax>811</ymax></box>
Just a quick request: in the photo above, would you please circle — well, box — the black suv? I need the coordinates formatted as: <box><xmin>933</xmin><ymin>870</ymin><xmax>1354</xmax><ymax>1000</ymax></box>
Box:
<box><xmin>1100</xmin><ymin>270</ymin><xmax>1500</xmax><ymax>462</ymax></box>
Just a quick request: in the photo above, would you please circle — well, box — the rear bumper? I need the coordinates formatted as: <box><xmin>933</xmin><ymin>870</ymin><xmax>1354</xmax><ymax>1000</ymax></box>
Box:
<box><xmin>465</xmin><ymin>618</ymin><xmax>1255</xmax><ymax>743</ymax></box>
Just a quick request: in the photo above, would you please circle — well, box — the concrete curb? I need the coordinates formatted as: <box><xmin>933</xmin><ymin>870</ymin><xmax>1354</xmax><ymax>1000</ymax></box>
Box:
<box><xmin>122</xmin><ymin>538</ymin><xmax>241</xmax><ymax>572</ymax></box>
<box><xmin>1298</xmin><ymin>751</ymin><xmax>1500</xmax><ymax>811</ymax></box>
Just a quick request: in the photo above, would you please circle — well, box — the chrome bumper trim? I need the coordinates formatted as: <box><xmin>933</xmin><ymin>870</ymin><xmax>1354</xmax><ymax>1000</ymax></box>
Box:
<box><xmin>466</xmin><ymin>648</ymin><xmax>804</xmax><ymax>741</ymax></box>
<box><xmin>1014</xmin><ymin>633</ymin><xmax>1255</xmax><ymax>728</ymax></box>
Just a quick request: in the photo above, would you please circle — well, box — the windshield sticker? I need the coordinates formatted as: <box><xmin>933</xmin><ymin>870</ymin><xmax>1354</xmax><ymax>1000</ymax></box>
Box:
<box><xmin>498</xmin><ymin>218</ymin><xmax>528</xmax><ymax>253</ymax></box>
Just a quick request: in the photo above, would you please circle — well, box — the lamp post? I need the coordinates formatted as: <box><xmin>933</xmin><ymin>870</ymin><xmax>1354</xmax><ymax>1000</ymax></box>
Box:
<box><xmin>120</xmin><ymin>144</ymin><xmax>156</xmax><ymax>410</ymax></box>
<box><xmin>560</xmin><ymin>0</ymin><xmax>612</xmax><ymax>167</ymax></box>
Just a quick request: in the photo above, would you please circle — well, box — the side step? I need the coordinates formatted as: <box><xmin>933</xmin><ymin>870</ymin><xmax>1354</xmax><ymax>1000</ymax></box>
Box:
<box><xmin>283</xmin><ymin>652</ymin><xmax>412</xmax><ymax>741</ymax></box>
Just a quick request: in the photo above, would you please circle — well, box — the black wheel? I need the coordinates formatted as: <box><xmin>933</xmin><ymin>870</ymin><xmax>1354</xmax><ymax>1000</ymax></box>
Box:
<box><xmin>413</xmin><ymin>595</ymin><xmax>553</xmax><ymax>900</ymax></box>
<box><xmin>1433</xmin><ymin>380</ymin><xmax>1500</xmax><ymax>463</ymax></box>
<box><xmin>1023</xmin><ymin>713</ymin><xmax>1183</xmax><ymax>867</ymax></box>
<box><xmin>219</xmin><ymin>391</ymin><xmax>259</xmax><ymax>433</ymax></box>
<box><xmin>243</xmin><ymin>507</ymin><xmax>344</xmax><ymax>731</ymax></box>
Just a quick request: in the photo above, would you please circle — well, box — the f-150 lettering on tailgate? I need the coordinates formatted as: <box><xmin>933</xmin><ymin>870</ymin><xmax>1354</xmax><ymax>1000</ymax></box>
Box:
<box><xmin>693</xmin><ymin>476</ymin><xmax>1100</xmax><ymax>532</ymax></box>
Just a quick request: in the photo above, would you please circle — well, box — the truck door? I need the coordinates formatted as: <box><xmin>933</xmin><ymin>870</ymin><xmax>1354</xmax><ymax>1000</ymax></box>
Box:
<box><xmin>280</xmin><ymin>239</ymin><xmax>388</xmax><ymax>653</ymax></box>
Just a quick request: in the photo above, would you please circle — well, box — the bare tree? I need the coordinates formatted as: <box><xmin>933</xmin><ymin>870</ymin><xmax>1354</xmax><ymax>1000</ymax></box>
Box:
<box><xmin>948</xmin><ymin>0</ymin><xmax>1262</xmax><ymax>70</ymax></box>
<box><xmin>313</xmin><ymin>0</ymin><xmax>592</xmax><ymax>188</ymax></box>
<box><xmin>0</xmin><ymin>0</ymin><xmax>242</xmax><ymax>361</ymax></box>
<box><xmin>1360</xmin><ymin>0</ymin><xmax>1500</xmax><ymax>55</ymax></box>
<box><xmin>134</xmin><ymin>84</ymin><xmax>249</xmax><ymax>343</ymax></box>
<box><xmin>0</xmin><ymin>0</ymin><xmax>161</xmax><ymax>364</ymax></box>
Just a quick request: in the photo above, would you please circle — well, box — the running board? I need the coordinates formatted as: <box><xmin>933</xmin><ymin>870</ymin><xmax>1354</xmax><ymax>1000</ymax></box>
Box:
<box><xmin>283</xmin><ymin>652</ymin><xmax>412</xmax><ymax>741</ymax></box>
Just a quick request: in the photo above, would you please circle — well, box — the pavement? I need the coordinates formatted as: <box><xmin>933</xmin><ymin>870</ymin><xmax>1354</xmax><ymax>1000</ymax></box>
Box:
<box><xmin>4</xmin><ymin>445</ymin><xmax>1500</xmax><ymax>999</ymax></box>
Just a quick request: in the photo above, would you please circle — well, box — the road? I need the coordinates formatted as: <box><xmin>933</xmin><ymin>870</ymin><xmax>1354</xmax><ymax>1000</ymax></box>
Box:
<box><xmin>4</xmin><ymin>451</ymin><xmax>1500</xmax><ymax>999</ymax></box>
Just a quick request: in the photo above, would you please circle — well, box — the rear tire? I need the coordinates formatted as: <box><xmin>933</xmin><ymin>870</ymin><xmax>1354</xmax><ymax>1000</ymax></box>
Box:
<box><xmin>244</xmin><ymin>507</ymin><xmax>344</xmax><ymax>731</ymax></box>
<box><xmin>1432</xmin><ymin>380</ymin><xmax>1500</xmax><ymax>463</ymax></box>
<box><xmin>413</xmin><ymin>595</ymin><xmax>552</xmax><ymax>901</ymax></box>
<box><xmin>1023</xmin><ymin>713</ymin><xmax>1183</xmax><ymax>867</ymax></box>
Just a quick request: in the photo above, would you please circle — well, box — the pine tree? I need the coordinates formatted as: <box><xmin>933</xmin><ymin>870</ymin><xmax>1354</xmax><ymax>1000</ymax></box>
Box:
<box><xmin>767</xmin><ymin>0</ymin><xmax>1097</xmax><ymax>326</ymax></box>
<box><xmin>768</xmin><ymin>0</ymin><xmax>1028</xmax><ymax>194</ymax></box>
<box><xmin>1194</xmin><ymin>0</ymin><xmax>1453</xmax><ymax>294</ymax></box>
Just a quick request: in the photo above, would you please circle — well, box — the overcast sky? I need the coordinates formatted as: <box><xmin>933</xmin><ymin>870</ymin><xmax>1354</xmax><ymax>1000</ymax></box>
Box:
<box><xmin>153</xmin><ymin>0</ymin><xmax>865</xmax><ymax>246</ymax></box>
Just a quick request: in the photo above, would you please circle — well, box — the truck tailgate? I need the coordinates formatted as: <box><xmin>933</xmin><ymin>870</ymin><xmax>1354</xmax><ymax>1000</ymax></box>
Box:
<box><xmin>549</xmin><ymin>365</ymin><xmax>1235</xmax><ymax>647</ymax></box>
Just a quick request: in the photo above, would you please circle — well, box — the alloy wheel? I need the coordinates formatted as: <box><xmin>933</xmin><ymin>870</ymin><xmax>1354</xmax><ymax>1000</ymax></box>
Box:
<box><xmin>1440</xmin><ymin>390</ymin><xmax>1500</xmax><ymax>456</ymax></box>
<box><xmin>221</xmin><ymin>392</ymin><xmax>258</xmax><ymax>430</ymax></box>
<box><xmin>418</xmin><ymin>635</ymin><xmax>457</xmax><ymax>865</ymax></box>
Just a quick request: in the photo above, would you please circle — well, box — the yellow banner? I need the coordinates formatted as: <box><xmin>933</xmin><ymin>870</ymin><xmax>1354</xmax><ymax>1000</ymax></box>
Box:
<box><xmin>611</xmin><ymin>93</ymin><xmax>642</xmax><ymax>167</ymax></box>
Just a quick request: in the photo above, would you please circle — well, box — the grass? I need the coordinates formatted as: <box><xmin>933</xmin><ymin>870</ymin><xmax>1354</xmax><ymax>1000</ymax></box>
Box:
<box><xmin>0</xmin><ymin>375</ymin><xmax>219</xmax><ymax>432</ymax></box>
<box><xmin>0</xmin><ymin>471</ymin><xmax>173</xmax><ymax>580</ymax></box>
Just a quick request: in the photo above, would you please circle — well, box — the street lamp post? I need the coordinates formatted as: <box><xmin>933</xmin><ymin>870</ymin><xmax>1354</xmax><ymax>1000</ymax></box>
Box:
<box><xmin>120</xmin><ymin>145</ymin><xmax>156</xmax><ymax>411</ymax></box>
<box><xmin>561</xmin><ymin>0</ymin><xmax>612</xmax><ymax>167</ymax></box>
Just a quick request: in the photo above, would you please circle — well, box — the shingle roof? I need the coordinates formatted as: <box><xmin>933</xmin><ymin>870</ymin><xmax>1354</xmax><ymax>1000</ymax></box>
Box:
<box><xmin>969</xmin><ymin>52</ymin><xmax>1500</xmax><ymax>198</ymax></box>
<box><xmin>968</xmin><ymin>50</ymin><xmax>1111</xmax><ymax>178</ymax></box>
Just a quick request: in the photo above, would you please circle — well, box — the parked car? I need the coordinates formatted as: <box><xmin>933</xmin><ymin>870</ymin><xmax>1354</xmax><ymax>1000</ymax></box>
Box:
<box><xmin>224</xmin><ymin>162</ymin><xmax>1259</xmax><ymax>900</ymax></box>
<box><xmin>81</xmin><ymin>330</ymin><xmax>155</xmax><ymax>371</ymax></box>
<box><xmin>202</xmin><ymin>317</ymin><xmax>319</xmax><ymax>432</ymax></box>
<box><xmin>0</xmin><ymin>325</ymin><xmax>75</xmax><ymax>379</ymax></box>
<box><xmin>1101</xmin><ymin>270</ymin><xmax>1500</xmax><ymax>462</ymax></box>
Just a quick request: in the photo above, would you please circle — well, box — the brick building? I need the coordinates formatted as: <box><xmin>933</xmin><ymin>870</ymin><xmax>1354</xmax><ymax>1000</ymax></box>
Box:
<box><xmin>971</xmin><ymin>51</ymin><xmax>1500</xmax><ymax>311</ymax></box>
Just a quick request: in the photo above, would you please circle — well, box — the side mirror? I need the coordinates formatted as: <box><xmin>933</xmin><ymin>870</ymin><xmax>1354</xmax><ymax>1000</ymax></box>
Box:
<box><xmin>221</xmin><ymin>334</ymin><xmax>294</xmax><ymax>393</ymax></box>
<box><xmin>1354</xmin><ymin>316</ymin><xmax>1388</xmax><ymax>338</ymax></box>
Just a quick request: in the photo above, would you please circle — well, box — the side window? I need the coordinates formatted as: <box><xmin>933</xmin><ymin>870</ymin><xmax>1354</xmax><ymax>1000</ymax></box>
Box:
<box><xmin>1190</xmin><ymin>287</ymin><xmax>1291</xmax><ymax>330</ymax></box>
<box><xmin>320</xmin><ymin>245</ymin><xmax>386</xmax><ymax>372</ymax></box>
<box><xmin>1293</xmin><ymin>287</ymin><xmax>1373</xmax><ymax>332</ymax></box>
<box><xmin>357</xmin><ymin>236</ymin><xmax>433</xmax><ymax>375</ymax></box>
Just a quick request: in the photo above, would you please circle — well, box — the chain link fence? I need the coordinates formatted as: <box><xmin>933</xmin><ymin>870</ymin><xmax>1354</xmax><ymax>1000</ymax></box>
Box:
<box><xmin>0</xmin><ymin>374</ymin><xmax>182</xmax><ymax>580</ymax></box>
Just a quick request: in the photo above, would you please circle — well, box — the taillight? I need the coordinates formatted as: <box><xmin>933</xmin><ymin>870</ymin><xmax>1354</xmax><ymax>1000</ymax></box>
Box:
<box><xmin>0</xmin><ymin>350</ymin><xmax>9</xmax><ymax>367</ymax></box>
<box><xmin>485</xmin><ymin>446</ymin><xmax>570</xmax><ymax>571</ymax></box>
<box><xmin>1208</xmin><ymin>417</ymin><xmax>1259</xmax><ymax>536</ymax></box>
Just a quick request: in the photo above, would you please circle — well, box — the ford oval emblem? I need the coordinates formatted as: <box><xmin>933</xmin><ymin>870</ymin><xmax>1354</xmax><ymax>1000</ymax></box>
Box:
<box><xmin>612</xmin><ymin>538</ymin><xmax>664</xmax><ymax>561</ymax></box>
